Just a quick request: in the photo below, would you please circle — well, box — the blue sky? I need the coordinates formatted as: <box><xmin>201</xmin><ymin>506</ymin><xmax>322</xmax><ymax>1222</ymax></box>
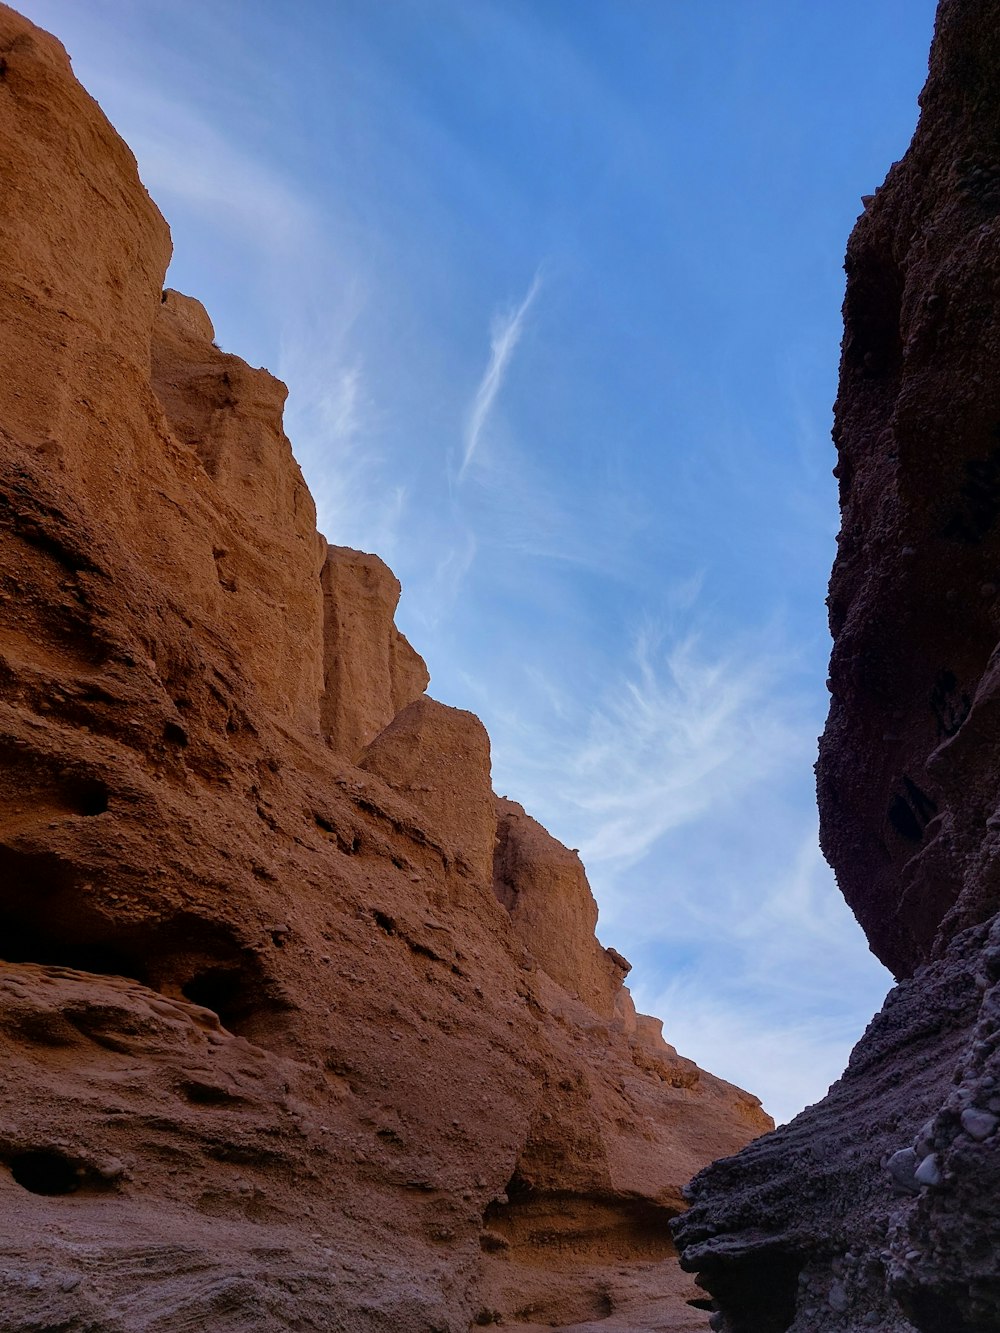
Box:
<box><xmin>20</xmin><ymin>0</ymin><xmax>938</xmax><ymax>1123</ymax></box>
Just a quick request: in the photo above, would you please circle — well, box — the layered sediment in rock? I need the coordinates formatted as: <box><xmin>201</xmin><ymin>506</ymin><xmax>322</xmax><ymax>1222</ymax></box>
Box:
<box><xmin>0</xmin><ymin>7</ymin><xmax>770</xmax><ymax>1330</ymax></box>
<box><xmin>675</xmin><ymin>4</ymin><xmax>1000</xmax><ymax>1329</ymax></box>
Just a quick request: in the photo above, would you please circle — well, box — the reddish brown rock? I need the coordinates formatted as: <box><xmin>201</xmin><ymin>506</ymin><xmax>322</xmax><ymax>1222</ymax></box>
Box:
<box><xmin>360</xmin><ymin>696</ymin><xmax>497</xmax><ymax>884</ymax></box>
<box><xmin>321</xmin><ymin>544</ymin><xmax>429</xmax><ymax>759</ymax></box>
<box><xmin>676</xmin><ymin>5</ymin><xmax>1000</xmax><ymax>1330</ymax></box>
<box><xmin>151</xmin><ymin>286</ymin><xmax>328</xmax><ymax>731</ymax></box>
<box><xmin>0</xmin><ymin>6</ymin><xmax>770</xmax><ymax>1330</ymax></box>
<box><xmin>493</xmin><ymin>797</ymin><xmax>629</xmax><ymax>1018</ymax></box>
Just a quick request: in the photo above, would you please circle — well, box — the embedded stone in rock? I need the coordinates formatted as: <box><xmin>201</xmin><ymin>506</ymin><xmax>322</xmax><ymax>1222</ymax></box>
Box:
<box><xmin>914</xmin><ymin>1153</ymin><xmax>942</xmax><ymax>1187</ymax></box>
<box><xmin>959</xmin><ymin>1107</ymin><xmax>997</xmax><ymax>1142</ymax></box>
<box><xmin>886</xmin><ymin>1147</ymin><xmax>920</xmax><ymax>1195</ymax></box>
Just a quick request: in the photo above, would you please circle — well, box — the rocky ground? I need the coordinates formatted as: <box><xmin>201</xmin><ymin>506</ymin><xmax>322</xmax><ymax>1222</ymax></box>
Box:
<box><xmin>0</xmin><ymin>6</ymin><xmax>770</xmax><ymax>1330</ymax></box>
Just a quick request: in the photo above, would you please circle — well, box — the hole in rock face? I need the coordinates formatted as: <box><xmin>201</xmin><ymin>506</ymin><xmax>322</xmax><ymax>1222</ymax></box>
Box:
<box><xmin>182</xmin><ymin>968</ymin><xmax>249</xmax><ymax>1029</ymax></box>
<box><xmin>1</xmin><ymin>920</ymin><xmax>146</xmax><ymax>981</ymax></box>
<box><xmin>10</xmin><ymin>1150</ymin><xmax>80</xmax><ymax>1196</ymax></box>
<box><xmin>172</xmin><ymin>949</ymin><xmax>291</xmax><ymax>1047</ymax></box>
<box><xmin>899</xmin><ymin>1282</ymin><xmax>980</xmax><ymax>1333</ymax></box>
<box><xmin>65</xmin><ymin>778</ymin><xmax>109</xmax><ymax>817</ymax></box>
<box><xmin>373</xmin><ymin>911</ymin><xmax>396</xmax><ymax>935</ymax></box>
<box><xmin>0</xmin><ymin>854</ymin><xmax>291</xmax><ymax>1048</ymax></box>
<box><xmin>504</xmin><ymin>1169</ymin><xmax>534</xmax><ymax>1204</ymax></box>
<box><xmin>179</xmin><ymin>1079</ymin><xmax>240</xmax><ymax>1106</ymax></box>
<box><xmin>703</xmin><ymin>1253</ymin><xmax>803</xmax><ymax>1333</ymax></box>
<box><xmin>163</xmin><ymin>721</ymin><xmax>188</xmax><ymax>747</ymax></box>
<box><xmin>0</xmin><ymin>848</ymin><xmax>146</xmax><ymax>982</ymax></box>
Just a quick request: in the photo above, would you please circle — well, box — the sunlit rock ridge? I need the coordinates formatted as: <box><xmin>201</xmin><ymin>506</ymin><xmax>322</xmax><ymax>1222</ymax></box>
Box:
<box><xmin>0</xmin><ymin>6</ymin><xmax>770</xmax><ymax>1331</ymax></box>
<box><xmin>675</xmin><ymin>2</ymin><xmax>1000</xmax><ymax>1330</ymax></box>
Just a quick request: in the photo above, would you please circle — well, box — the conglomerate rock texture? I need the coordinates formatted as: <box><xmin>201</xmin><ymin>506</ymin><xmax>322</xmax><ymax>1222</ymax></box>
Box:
<box><xmin>0</xmin><ymin>7</ymin><xmax>771</xmax><ymax>1331</ymax></box>
<box><xmin>675</xmin><ymin>3</ymin><xmax>1000</xmax><ymax>1330</ymax></box>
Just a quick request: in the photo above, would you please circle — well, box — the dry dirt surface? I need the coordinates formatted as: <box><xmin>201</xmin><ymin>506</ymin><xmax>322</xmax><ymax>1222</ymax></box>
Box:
<box><xmin>0</xmin><ymin>6</ymin><xmax>771</xmax><ymax>1331</ymax></box>
<box><xmin>675</xmin><ymin>2</ymin><xmax>1000</xmax><ymax>1330</ymax></box>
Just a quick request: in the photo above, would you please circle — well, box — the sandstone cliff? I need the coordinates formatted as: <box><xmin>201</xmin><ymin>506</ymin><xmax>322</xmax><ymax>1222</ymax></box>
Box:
<box><xmin>0</xmin><ymin>8</ymin><xmax>769</xmax><ymax>1331</ymax></box>
<box><xmin>675</xmin><ymin>3</ymin><xmax>1000</xmax><ymax>1330</ymax></box>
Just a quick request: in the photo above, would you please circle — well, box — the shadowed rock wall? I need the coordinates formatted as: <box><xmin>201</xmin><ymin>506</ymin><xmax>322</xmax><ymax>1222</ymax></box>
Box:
<box><xmin>676</xmin><ymin>4</ymin><xmax>1000</xmax><ymax>1329</ymax></box>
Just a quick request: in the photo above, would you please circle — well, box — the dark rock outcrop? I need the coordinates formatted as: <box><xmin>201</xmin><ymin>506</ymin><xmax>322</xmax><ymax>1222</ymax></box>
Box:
<box><xmin>0</xmin><ymin>6</ymin><xmax>770</xmax><ymax>1330</ymax></box>
<box><xmin>675</xmin><ymin>4</ymin><xmax>1000</xmax><ymax>1329</ymax></box>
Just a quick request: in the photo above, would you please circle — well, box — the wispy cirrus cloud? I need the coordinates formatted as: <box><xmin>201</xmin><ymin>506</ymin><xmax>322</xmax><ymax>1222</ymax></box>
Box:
<box><xmin>460</xmin><ymin>602</ymin><xmax>891</xmax><ymax>1125</ymax></box>
<box><xmin>460</xmin><ymin>270</ymin><xmax>543</xmax><ymax>478</ymax></box>
<box><xmin>482</xmin><ymin>612</ymin><xmax>808</xmax><ymax>872</ymax></box>
<box><xmin>629</xmin><ymin>829</ymin><xmax>891</xmax><ymax>1125</ymax></box>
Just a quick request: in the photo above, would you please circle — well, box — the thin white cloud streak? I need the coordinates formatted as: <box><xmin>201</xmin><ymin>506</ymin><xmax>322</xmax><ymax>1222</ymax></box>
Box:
<box><xmin>465</xmin><ymin>606</ymin><xmax>890</xmax><ymax>1122</ymax></box>
<box><xmin>485</xmin><ymin>615</ymin><xmax>808</xmax><ymax>873</ymax></box>
<box><xmin>629</xmin><ymin>832</ymin><xmax>890</xmax><ymax>1125</ymax></box>
<box><xmin>460</xmin><ymin>271</ymin><xmax>542</xmax><ymax>478</ymax></box>
<box><xmin>62</xmin><ymin>65</ymin><xmax>316</xmax><ymax>257</ymax></box>
<box><xmin>409</xmin><ymin>530</ymin><xmax>480</xmax><ymax>632</ymax></box>
<box><xmin>281</xmin><ymin>323</ymin><xmax>413</xmax><ymax>563</ymax></box>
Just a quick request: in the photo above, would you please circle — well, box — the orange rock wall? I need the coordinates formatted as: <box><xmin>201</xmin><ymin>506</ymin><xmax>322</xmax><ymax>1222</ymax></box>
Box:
<box><xmin>0</xmin><ymin>8</ymin><xmax>770</xmax><ymax>1330</ymax></box>
<box><xmin>320</xmin><ymin>545</ymin><xmax>429</xmax><ymax>759</ymax></box>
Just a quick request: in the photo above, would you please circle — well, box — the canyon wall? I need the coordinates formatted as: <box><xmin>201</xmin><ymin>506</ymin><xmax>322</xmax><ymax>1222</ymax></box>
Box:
<box><xmin>0</xmin><ymin>8</ymin><xmax>769</xmax><ymax>1331</ymax></box>
<box><xmin>675</xmin><ymin>3</ymin><xmax>1000</xmax><ymax>1330</ymax></box>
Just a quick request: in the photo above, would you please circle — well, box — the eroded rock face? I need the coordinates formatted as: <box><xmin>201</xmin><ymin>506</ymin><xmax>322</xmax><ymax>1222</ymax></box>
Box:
<box><xmin>0</xmin><ymin>6</ymin><xmax>769</xmax><ymax>1330</ymax></box>
<box><xmin>493</xmin><ymin>797</ymin><xmax>630</xmax><ymax>1018</ymax></box>
<box><xmin>321</xmin><ymin>545</ymin><xmax>429</xmax><ymax>760</ymax></box>
<box><xmin>151</xmin><ymin>286</ymin><xmax>328</xmax><ymax>731</ymax></box>
<box><xmin>675</xmin><ymin>4</ymin><xmax>1000</xmax><ymax>1329</ymax></box>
